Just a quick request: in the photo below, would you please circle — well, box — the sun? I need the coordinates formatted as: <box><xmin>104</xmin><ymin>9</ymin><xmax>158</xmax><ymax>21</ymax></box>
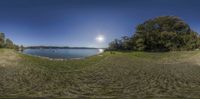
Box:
<box><xmin>96</xmin><ymin>35</ymin><xmax>105</xmax><ymax>43</ymax></box>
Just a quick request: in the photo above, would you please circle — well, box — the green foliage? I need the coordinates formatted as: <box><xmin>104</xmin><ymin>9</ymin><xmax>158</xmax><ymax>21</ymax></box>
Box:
<box><xmin>109</xmin><ymin>16</ymin><xmax>200</xmax><ymax>51</ymax></box>
<box><xmin>109</xmin><ymin>39</ymin><xmax>122</xmax><ymax>50</ymax></box>
<box><xmin>108</xmin><ymin>36</ymin><xmax>133</xmax><ymax>51</ymax></box>
<box><xmin>0</xmin><ymin>32</ymin><xmax>19</xmax><ymax>50</ymax></box>
<box><xmin>0</xmin><ymin>33</ymin><xmax>5</xmax><ymax>48</ymax></box>
<box><xmin>5</xmin><ymin>38</ymin><xmax>14</xmax><ymax>49</ymax></box>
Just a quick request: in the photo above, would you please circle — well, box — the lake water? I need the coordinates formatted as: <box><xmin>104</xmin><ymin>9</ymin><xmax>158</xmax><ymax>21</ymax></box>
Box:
<box><xmin>22</xmin><ymin>48</ymin><xmax>104</xmax><ymax>59</ymax></box>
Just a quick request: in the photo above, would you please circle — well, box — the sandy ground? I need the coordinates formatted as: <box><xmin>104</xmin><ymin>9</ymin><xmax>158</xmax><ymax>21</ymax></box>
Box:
<box><xmin>0</xmin><ymin>50</ymin><xmax>21</xmax><ymax>67</ymax></box>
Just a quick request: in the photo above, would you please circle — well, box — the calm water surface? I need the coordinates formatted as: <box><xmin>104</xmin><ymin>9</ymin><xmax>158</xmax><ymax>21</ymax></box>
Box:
<box><xmin>23</xmin><ymin>48</ymin><xmax>104</xmax><ymax>59</ymax></box>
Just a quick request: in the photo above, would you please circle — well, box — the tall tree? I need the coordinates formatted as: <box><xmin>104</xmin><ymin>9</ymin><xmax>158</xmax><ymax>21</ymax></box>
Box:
<box><xmin>5</xmin><ymin>38</ymin><xmax>14</xmax><ymax>49</ymax></box>
<box><xmin>108</xmin><ymin>16</ymin><xmax>200</xmax><ymax>51</ymax></box>
<box><xmin>0</xmin><ymin>33</ymin><xmax>5</xmax><ymax>48</ymax></box>
<box><xmin>133</xmin><ymin>16</ymin><xmax>200</xmax><ymax>51</ymax></box>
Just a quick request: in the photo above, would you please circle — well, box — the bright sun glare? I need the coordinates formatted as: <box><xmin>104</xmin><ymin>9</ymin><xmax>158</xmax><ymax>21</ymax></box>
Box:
<box><xmin>96</xmin><ymin>35</ymin><xmax>104</xmax><ymax>43</ymax></box>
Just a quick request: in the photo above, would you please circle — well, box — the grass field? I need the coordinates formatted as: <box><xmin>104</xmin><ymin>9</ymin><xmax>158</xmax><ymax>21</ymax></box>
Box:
<box><xmin>0</xmin><ymin>49</ymin><xmax>200</xmax><ymax>99</ymax></box>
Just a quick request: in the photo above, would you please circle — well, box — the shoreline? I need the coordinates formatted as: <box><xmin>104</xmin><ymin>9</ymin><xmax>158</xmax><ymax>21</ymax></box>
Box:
<box><xmin>19</xmin><ymin>51</ymin><xmax>104</xmax><ymax>61</ymax></box>
<box><xmin>19</xmin><ymin>52</ymin><xmax>85</xmax><ymax>61</ymax></box>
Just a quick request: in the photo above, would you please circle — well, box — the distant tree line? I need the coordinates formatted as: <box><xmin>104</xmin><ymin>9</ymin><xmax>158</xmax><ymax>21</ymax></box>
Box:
<box><xmin>108</xmin><ymin>16</ymin><xmax>200</xmax><ymax>51</ymax></box>
<box><xmin>0</xmin><ymin>32</ymin><xmax>23</xmax><ymax>50</ymax></box>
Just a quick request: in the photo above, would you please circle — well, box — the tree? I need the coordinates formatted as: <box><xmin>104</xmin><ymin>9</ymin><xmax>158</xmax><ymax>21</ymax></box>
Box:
<box><xmin>133</xmin><ymin>16</ymin><xmax>200</xmax><ymax>51</ymax></box>
<box><xmin>0</xmin><ymin>33</ymin><xmax>5</xmax><ymax>48</ymax></box>
<box><xmin>108</xmin><ymin>39</ymin><xmax>122</xmax><ymax>50</ymax></box>
<box><xmin>5</xmin><ymin>38</ymin><xmax>14</xmax><ymax>49</ymax></box>
<box><xmin>108</xmin><ymin>36</ymin><xmax>134</xmax><ymax>51</ymax></box>
<box><xmin>108</xmin><ymin>16</ymin><xmax>200</xmax><ymax>51</ymax></box>
<box><xmin>121</xmin><ymin>36</ymin><xmax>133</xmax><ymax>50</ymax></box>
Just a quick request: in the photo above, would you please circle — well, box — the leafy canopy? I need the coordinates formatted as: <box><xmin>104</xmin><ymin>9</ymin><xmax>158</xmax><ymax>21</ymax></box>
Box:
<box><xmin>109</xmin><ymin>16</ymin><xmax>200</xmax><ymax>51</ymax></box>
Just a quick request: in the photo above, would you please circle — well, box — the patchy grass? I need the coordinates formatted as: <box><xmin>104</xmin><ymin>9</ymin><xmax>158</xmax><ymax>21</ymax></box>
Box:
<box><xmin>0</xmin><ymin>49</ymin><xmax>200</xmax><ymax>98</ymax></box>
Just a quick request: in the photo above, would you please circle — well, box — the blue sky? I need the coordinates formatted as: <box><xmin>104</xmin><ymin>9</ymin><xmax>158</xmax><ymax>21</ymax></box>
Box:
<box><xmin>0</xmin><ymin>0</ymin><xmax>200</xmax><ymax>47</ymax></box>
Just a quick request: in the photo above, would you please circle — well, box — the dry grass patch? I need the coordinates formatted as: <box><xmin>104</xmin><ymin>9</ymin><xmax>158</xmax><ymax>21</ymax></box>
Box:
<box><xmin>0</xmin><ymin>49</ymin><xmax>200</xmax><ymax>98</ymax></box>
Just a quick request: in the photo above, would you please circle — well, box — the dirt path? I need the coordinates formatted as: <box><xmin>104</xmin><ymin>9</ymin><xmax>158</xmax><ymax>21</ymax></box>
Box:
<box><xmin>0</xmin><ymin>49</ymin><xmax>21</xmax><ymax>67</ymax></box>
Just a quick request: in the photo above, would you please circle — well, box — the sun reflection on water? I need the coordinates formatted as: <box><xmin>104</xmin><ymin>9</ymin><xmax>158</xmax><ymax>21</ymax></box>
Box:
<box><xmin>98</xmin><ymin>49</ymin><xmax>104</xmax><ymax>53</ymax></box>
